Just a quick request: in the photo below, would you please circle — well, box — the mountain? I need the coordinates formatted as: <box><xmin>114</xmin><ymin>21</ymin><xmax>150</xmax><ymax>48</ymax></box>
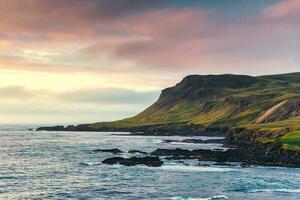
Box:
<box><xmin>38</xmin><ymin>72</ymin><xmax>300</xmax><ymax>150</ymax></box>
<box><xmin>87</xmin><ymin>73</ymin><xmax>300</xmax><ymax>129</ymax></box>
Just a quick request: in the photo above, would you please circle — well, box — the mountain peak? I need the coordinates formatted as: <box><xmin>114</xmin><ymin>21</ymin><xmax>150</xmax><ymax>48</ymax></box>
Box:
<box><xmin>180</xmin><ymin>74</ymin><xmax>258</xmax><ymax>89</ymax></box>
<box><xmin>159</xmin><ymin>74</ymin><xmax>258</xmax><ymax>102</ymax></box>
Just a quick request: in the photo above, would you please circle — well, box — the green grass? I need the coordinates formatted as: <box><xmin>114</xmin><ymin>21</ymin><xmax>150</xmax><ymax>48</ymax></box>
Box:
<box><xmin>260</xmin><ymin>130</ymin><xmax>300</xmax><ymax>151</ymax></box>
<box><xmin>88</xmin><ymin>72</ymin><xmax>300</xmax><ymax>150</ymax></box>
<box><xmin>241</xmin><ymin>116</ymin><xmax>300</xmax><ymax>131</ymax></box>
<box><xmin>260</xmin><ymin>138</ymin><xmax>276</xmax><ymax>144</ymax></box>
<box><xmin>280</xmin><ymin>131</ymin><xmax>300</xmax><ymax>146</ymax></box>
<box><xmin>282</xmin><ymin>144</ymin><xmax>300</xmax><ymax>151</ymax></box>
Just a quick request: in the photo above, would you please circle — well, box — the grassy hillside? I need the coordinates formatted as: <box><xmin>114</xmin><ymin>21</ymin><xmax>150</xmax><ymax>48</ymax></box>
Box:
<box><xmin>88</xmin><ymin>72</ymin><xmax>300</xmax><ymax>149</ymax></box>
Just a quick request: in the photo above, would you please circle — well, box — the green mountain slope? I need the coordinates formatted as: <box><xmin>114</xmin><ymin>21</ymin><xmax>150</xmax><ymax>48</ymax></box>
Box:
<box><xmin>38</xmin><ymin>72</ymin><xmax>300</xmax><ymax>150</ymax></box>
<box><xmin>89</xmin><ymin>72</ymin><xmax>300</xmax><ymax>131</ymax></box>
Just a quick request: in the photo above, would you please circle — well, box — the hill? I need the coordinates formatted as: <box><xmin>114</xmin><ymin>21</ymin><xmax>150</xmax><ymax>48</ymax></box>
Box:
<box><xmin>89</xmin><ymin>72</ymin><xmax>300</xmax><ymax>128</ymax></box>
<box><xmin>38</xmin><ymin>72</ymin><xmax>300</xmax><ymax>150</ymax></box>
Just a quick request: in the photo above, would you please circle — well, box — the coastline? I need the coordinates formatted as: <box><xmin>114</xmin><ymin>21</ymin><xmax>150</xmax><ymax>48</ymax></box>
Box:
<box><xmin>35</xmin><ymin>124</ymin><xmax>300</xmax><ymax>168</ymax></box>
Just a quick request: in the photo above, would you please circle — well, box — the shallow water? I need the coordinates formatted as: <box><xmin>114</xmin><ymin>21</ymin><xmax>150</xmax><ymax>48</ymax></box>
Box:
<box><xmin>1</xmin><ymin>126</ymin><xmax>300</xmax><ymax>200</ymax></box>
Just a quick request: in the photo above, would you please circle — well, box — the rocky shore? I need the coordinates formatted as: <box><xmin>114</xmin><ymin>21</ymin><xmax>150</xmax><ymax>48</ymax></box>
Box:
<box><xmin>37</xmin><ymin>124</ymin><xmax>300</xmax><ymax>168</ymax></box>
<box><xmin>36</xmin><ymin>123</ymin><xmax>226</xmax><ymax>136</ymax></box>
<box><xmin>92</xmin><ymin>128</ymin><xmax>300</xmax><ymax>168</ymax></box>
<box><xmin>102</xmin><ymin>156</ymin><xmax>163</xmax><ymax>167</ymax></box>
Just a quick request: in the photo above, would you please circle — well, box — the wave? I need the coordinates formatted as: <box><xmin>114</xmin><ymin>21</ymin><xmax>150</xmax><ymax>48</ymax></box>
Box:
<box><xmin>170</xmin><ymin>195</ymin><xmax>228</xmax><ymax>200</ymax></box>
<box><xmin>153</xmin><ymin>139</ymin><xmax>165</xmax><ymax>143</ymax></box>
<box><xmin>79</xmin><ymin>162</ymin><xmax>101</xmax><ymax>166</ymax></box>
<box><xmin>250</xmin><ymin>188</ymin><xmax>300</xmax><ymax>193</ymax></box>
<box><xmin>159</xmin><ymin>164</ymin><xmax>235</xmax><ymax>172</ymax></box>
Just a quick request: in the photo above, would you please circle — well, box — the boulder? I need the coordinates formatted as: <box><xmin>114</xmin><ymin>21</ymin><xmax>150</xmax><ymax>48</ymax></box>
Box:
<box><xmin>128</xmin><ymin>150</ymin><xmax>147</xmax><ymax>154</ymax></box>
<box><xmin>93</xmin><ymin>148</ymin><xmax>122</xmax><ymax>154</ymax></box>
<box><xmin>151</xmin><ymin>148</ymin><xmax>193</xmax><ymax>157</ymax></box>
<box><xmin>102</xmin><ymin>156</ymin><xmax>163</xmax><ymax>167</ymax></box>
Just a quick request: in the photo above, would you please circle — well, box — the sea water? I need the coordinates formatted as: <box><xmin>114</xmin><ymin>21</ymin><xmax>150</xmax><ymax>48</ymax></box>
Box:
<box><xmin>1</xmin><ymin>125</ymin><xmax>300</xmax><ymax>200</ymax></box>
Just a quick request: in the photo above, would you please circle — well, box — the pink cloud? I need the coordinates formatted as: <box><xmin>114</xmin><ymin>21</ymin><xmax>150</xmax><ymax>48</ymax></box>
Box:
<box><xmin>81</xmin><ymin>6</ymin><xmax>300</xmax><ymax>72</ymax></box>
<box><xmin>263</xmin><ymin>0</ymin><xmax>300</xmax><ymax>19</ymax></box>
<box><xmin>82</xmin><ymin>8</ymin><xmax>224</xmax><ymax>69</ymax></box>
<box><xmin>0</xmin><ymin>0</ymin><xmax>124</xmax><ymax>41</ymax></box>
<box><xmin>0</xmin><ymin>1</ymin><xmax>299</xmax><ymax>75</ymax></box>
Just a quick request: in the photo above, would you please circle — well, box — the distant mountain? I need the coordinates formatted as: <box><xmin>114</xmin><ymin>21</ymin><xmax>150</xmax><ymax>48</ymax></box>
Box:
<box><xmin>37</xmin><ymin>72</ymin><xmax>300</xmax><ymax>164</ymax></box>
<box><xmin>83</xmin><ymin>72</ymin><xmax>300</xmax><ymax>131</ymax></box>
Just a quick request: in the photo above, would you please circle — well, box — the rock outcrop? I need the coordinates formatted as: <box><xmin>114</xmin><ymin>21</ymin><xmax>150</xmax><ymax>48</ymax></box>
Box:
<box><xmin>93</xmin><ymin>148</ymin><xmax>123</xmax><ymax>154</ymax></box>
<box><xmin>102</xmin><ymin>156</ymin><xmax>163</xmax><ymax>167</ymax></box>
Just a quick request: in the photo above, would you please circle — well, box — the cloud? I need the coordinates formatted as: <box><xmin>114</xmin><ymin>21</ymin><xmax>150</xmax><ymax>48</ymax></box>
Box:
<box><xmin>0</xmin><ymin>86</ymin><xmax>37</xmax><ymax>99</ymax></box>
<box><xmin>0</xmin><ymin>0</ymin><xmax>299</xmax><ymax>75</ymax></box>
<box><xmin>0</xmin><ymin>85</ymin><xmax>160</xmax><ymax>123</ymax></box>
<box><xmin>81</xmin><ymin>8</ymin><xmax>220</xmax><ymax>69</ymax></box>
<box><xmin>0</xmin><ymin>32</ymin><xmax>9</xmax><ymax>39</ymax></box>
<box><xmin>262</xmin><ymin>0</ymin><xmax>300</xmax><ymax>19</ymax></box>
<box><xmin>80</xmin><ymin>5</ymin><xmax>300</xmax><ymax>73</ymax></box>
<box><xmin>0</xmin><ymin>0</ymin><xmax>169</xmax><ymax>40</ymax></box>
<box><xmin>0</xmin><ymin>85</ymin><xmax>159</xmax><ymax>105</ymax></box>
<box><xmin>1</xmin><ymin>1</ymin><xmax>300</xmax><ymax>124</ymax></box>
<box><xmin>59</xmin><ymin>88</ymin><xmax>159</xmax><ymax>105</ymax></box>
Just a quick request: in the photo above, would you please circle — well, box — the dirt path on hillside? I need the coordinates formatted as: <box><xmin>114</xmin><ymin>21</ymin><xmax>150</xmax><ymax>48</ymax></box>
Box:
<box><xmin>256</xmin><ymin>100</ymin><xmax>289</xmax><ymax>123</ymax></box>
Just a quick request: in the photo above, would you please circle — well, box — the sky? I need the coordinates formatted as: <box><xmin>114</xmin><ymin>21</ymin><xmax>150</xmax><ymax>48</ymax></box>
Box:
<box><xmin>0</xmin><ymin>0</ymin><xmax>299</xmax><ymax>124</ymax></box>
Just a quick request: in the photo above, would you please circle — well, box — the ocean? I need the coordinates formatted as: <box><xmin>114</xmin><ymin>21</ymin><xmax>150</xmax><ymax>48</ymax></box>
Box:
<box><xmin>1</xmin><ymin>125</ymin><xmax>300</xmax><ymax>200</ymax></box>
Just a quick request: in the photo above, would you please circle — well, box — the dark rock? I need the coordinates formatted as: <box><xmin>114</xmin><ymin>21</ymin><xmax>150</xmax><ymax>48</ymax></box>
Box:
<box><xmin>213</xmin><ymin>162</ymin><xmax>237</xmax><ymax>167</ymax></box>
<box><xmin>36</xmin><ymin>125</ymin><xmax>65</xmax><ymax>131</ymax></box>
<box><xmin>197</xmin><ymin>163</ymin><xmax>211</xmax><ymax>167</ymax></box>
<box><xmin>163</xmin><ymin>139</ymin><xmax>177</xmax><ymax>143</ymax></box>
<box><xmin>203</xmin><ymin>139</ymin><xmax>225</xmax><ymax>144</ymax></box>
<box><xmin>102</xmin><ymin>157</ymin><xmax>123</xmax><ymax>165</ymax></box>
<box><xmin>181</xmin><ymin>139</ymin><xmax>204</xmax><ymax>143</ymax></box>
<box><xmin>151</xmin><ymin>148</ymin><xmax>230</xmax><ymax>161</ymax></box>
<box><xmin>213</xmin><ymin>148</ymin><xmax>224</xmax><ymax>151</ymax></box>
<box><xmin>162</xmin><ymin>138</ymin><xmax>224</xmax><ymax>144</ymax></box>
<box><xmin>93</xmin><ymin>148</ymin><xmax>123</xmax><ymax>154</ymax></box>
<box><xmin>102</xmin><ymin>156</ymin><xmax>163</xmax><ymax>167</ymax></box>
<box><xmin>165</xmin><ymin>156</ymin><xmax>194</xmax><ymax>160</ymax></box>
<box><xmin>151</xmin><ymin>148</ymin><xmax>193</xmax><ymax>157</ymax></box>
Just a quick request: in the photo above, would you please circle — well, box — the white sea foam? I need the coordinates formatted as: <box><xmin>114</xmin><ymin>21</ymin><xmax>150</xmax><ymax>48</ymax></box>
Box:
<box><xmin>158</xmin><ymin>164</ymin><xmax>235</xmax><ymax>172</ymax></box>
<box><xmin>153</xmin><ymin>139</ymin><xmax>165</xmax><ymax>143</ymax></box>
<box><xmin>250</xmin><ymin>188</ymin><xmax>300</xmax><ymax>193</ymax></box>
<box><xmin>170</xmin><ymin>195</ymin><xmax>228</xmax><ymax>200</ymax></box>
<box><xmin>80</xmin><ymin>162</ymin><xmax>101</xmax><ymax>166</ymax></box>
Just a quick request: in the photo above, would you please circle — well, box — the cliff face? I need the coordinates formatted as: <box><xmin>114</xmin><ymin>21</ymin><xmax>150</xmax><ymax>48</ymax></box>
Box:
<box><xmin>37</xmin><ymin>72</ymin><xmax>300</xmax><ymax>166</ymax></box>
<box><xmin>85</xmin><ymin>72</ymin><xmax>300</xmax><ymax>131</ymax></box>
<box><xmin>130</xmin><ymin>74</ymin><xmax>258</xmax><ymax>125</ymax></box>
<box><xmin>226</xmin><ymin>127</ymin><xmax>300</xmax><ymax>167</ymax></box>
<box><xmin>38</xmin><ymin>72</ymin><xmax>300</xmax><ymax>136</ymax></box>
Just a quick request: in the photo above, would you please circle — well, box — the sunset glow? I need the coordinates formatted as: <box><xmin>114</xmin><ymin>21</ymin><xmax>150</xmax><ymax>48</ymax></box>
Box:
<box><xmin>0</xmin><ymin>0</ymin><xmax>299</xmax><ymax>123</ymax></box>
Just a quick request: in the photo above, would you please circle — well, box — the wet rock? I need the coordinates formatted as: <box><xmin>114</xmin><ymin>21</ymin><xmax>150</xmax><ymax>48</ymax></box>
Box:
<box><xmin>181</xmin><ymin>139</ymin><xmax>204</xmax><ymax>143</ymax></box>
<box><xmin>151</xmin><ymin>148</ymin><xmax>193</xmax><ymax>157</ymax></box>
<box><xmin>213</xmin><ymin>162</ymin><xmax>237</xmax><ymax>167</ymax></box>
<box><xmin>102</xmin><ymin>157</ymin><xmax>123</xmax><ymax>165</ymax></box>
<box><xmin>165</xmin><ymin>156</ymin><xmax>194</xmax><ymax>160</ymax></box>
<box><xmin>93</xmin><ymin>148</ymin><xmax>123</xmax><ymax>154</ymax></box>
<box><xmin>163</xmin><ymin>138</ymin><xmax>224</xmax><ymax>144</ymax></box>
<box><xmin>213</xmin><ymin>148</ymin><xmax>224</xmax><ymax>151</ymax></box>
<box><xmin>36</xmin><ymin>125</ymin><xmax>65</xmax><ymax>131</ymax></box>
<box><xmin>163</xmin><ymin>139</ymin><xmax>177</xmax><ymax>143</ymax></box>
<box><xmin>102</xmin><ymin>156</ymin><xmax>163</xmax><ymax>167</ymax></box>
<box><xmin>150</xmin><ymin>147</ymin><xmax>250</xmax><ymax>163</ymax></box>
<box><xmin>197</xmin><ymin>163</ymin><xmax>211</xmax><ymax>167</ymax></box>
